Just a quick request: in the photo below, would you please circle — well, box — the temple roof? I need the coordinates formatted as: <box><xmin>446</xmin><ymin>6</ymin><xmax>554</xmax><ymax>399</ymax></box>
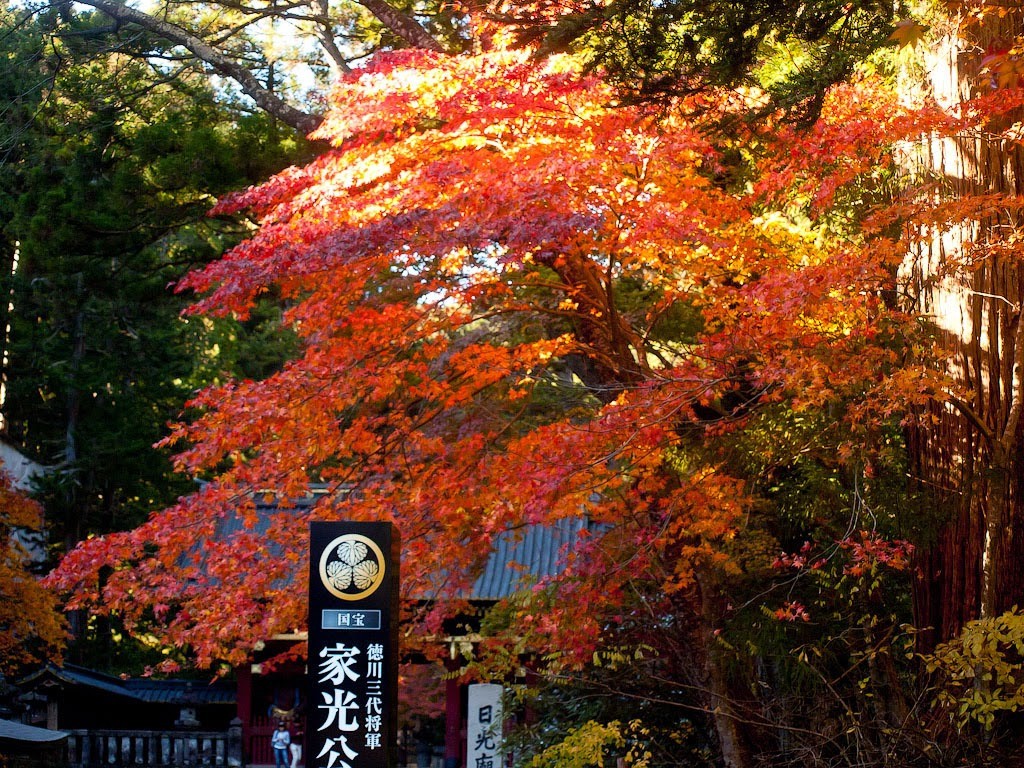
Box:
<box><xmin>18</xmin><ymin>664</ymin><xmax>235</xmax><ymax>706</ymax></box>
<box><xmin>458</xmin><ymin>517</ymin><xmax>591</xmax><ymax>601</ymax></box>
<box><xmin>0</xmin><ymin>717</ymin><xmax>67</xmax><ymax>746</ymax></box>
<box><xmin>211</xmin><ymin>487</ymin><xmax>597</xmax><ymax>602</ymax></box>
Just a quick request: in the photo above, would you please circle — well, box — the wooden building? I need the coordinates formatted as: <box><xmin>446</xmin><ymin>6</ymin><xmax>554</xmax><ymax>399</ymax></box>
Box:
<box><xmin>14</xmin><ymin>664</ymin><xmax>238</xmax><ymax>768</ymax></box>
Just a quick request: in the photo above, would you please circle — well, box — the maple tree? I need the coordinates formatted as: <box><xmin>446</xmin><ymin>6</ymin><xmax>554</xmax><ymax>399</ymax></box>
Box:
<box><xmin>42</xmin><ymin>0</ymin><xmax>1024</xmax><ymax>764</ymax></box>
<box><xmin>43</xmin><ymin>32</ymin><xmax>936</xmax><ymax>761</ymax></box>
<box><xmin>48</xmin><ymin>44</ymin><xmax>903</xmax><ymax>634</ymax></box>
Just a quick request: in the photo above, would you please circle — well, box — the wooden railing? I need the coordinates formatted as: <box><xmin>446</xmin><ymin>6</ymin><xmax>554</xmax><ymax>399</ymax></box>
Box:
<box><xmin>67</xmin><ymin>727</ymin><xmax>242</xmax><ymax>768</ymax></box>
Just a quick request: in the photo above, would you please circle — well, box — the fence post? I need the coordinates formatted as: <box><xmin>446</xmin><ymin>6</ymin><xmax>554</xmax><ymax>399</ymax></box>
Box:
<box><xmin>228</xmin><ymin>718</ymin><xmax>243</xmax><ymax>768</ymax></box>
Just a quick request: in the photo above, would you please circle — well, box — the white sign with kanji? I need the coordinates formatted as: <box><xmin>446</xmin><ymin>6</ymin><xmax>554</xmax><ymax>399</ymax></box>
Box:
<box><xmin>467</xmin><ymin>684</ymin><xmax>503</xmax><ymax>768</ymax></box>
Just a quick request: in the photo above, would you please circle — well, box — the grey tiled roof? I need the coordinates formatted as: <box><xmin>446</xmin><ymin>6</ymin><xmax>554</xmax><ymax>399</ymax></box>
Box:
<box><xmin>0</xmin><ymin>718</ymin><xmax>67</xmax><ymax>744</ymax></box>
<box><xmin>465</xmin><ymin>518</ymin><xmax>591</xmax><ymax>601</ymax></box>
<box><xmin>204</xmin><ymin>486</ymin><xmax>596</xmax><ymax>602</ymax></box>
<box><xmin>19</xmin><ymin>664</ymin><xmax>235</xmax><ymax>705</ymax></box>
<box><xmin>123</xmin><ymin>678</ymin><xmax>235</xmax><ymax>705</ymax></box>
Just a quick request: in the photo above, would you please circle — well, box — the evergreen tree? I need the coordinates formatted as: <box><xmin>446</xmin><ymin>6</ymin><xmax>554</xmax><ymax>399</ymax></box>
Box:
<box><xmin>0</xmin><ymin>4</ymin><xmax>307</xmax><ymax>665</ymax></box>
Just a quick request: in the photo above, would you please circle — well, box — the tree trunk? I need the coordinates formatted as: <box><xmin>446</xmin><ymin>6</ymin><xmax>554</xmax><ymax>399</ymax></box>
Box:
<box><xmin>903</xmin><ymin>5</ymin><xmax>1024</xmax><ymax>647</ymax></box>
<box><xmin>695</xmin><ymin>574</ymin><xmax>753</xmax><ymax>768</ymax></box>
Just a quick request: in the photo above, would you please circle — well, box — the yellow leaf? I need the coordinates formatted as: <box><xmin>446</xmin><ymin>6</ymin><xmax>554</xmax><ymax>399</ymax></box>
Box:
<box><xmin>889</xmin><ymin>19</ymin><xmax>928</xmax><ymax>49</ymax></box>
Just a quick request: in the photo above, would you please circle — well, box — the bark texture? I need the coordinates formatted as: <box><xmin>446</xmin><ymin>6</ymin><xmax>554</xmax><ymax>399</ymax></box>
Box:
<box><xmin>903</xmin><ymin>6</ymin><xmax>1024</xmax><ymax>648</ymax></box>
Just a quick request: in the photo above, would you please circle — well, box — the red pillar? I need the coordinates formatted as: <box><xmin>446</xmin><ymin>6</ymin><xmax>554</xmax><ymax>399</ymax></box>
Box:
<box><xmin>444</xmin><ymin>658</ymin><xmax>462</xmax><ymax>768</ymax></box>
<box><xmin>237</xmin><ymin>664</ymin><xmax>253</xmax><ymax>759</ymax></box>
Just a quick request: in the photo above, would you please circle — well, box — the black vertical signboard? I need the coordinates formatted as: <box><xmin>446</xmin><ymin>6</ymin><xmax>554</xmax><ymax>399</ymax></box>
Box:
<box><xmin>309</xmin><ymin>522</ymin><xmax>399</xmax><ymax>768</ymax></box>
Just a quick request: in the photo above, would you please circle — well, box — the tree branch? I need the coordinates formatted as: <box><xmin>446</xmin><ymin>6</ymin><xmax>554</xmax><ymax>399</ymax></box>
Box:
<box><xmin>69</xmin><ymin>0</ymin><xmax>447</xmax><ymax>130</ymax></box>
<box><xmin>947</xmin><ymin>393</ymin><xmax>995</xmax><ymax>443</ymax></box>
<box><xmin>310</xmin><ymin>0</ymin><xmax>352</xmax><ymax>76</ymax></box>
<box><xmin>358</xmin><ymin>0</ymin><xmax>444</xmax><ymax>51</ymax></box>
<box><xmin>74</xmin><ymin>0</ymin><xmax>324</xmax><ymax>134</ymax></box>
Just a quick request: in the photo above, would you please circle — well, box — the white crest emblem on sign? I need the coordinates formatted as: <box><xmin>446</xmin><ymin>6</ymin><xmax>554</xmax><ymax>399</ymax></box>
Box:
<box><xmin>318</xmin><ymin>533</ymin><xmax>387</xmax><ymax>600</ymax></box>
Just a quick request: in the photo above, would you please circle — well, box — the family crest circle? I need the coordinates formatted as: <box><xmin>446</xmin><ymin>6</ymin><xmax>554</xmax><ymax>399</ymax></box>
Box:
<box><xmin>318</xmin><ymin>533</ymin><xmax>387</xmax><ymax>600</ymax></box>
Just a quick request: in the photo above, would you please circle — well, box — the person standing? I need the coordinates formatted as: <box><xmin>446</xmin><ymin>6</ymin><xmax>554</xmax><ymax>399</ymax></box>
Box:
<box><xmin>289</xmin><ymin>723</ymin><xmax>303</xmax><ymax>768</ymax></box>
<box><xmin>271</xmin><ymin>722</ymin><xmax>291</xmax><ymax>768</ymax></box>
